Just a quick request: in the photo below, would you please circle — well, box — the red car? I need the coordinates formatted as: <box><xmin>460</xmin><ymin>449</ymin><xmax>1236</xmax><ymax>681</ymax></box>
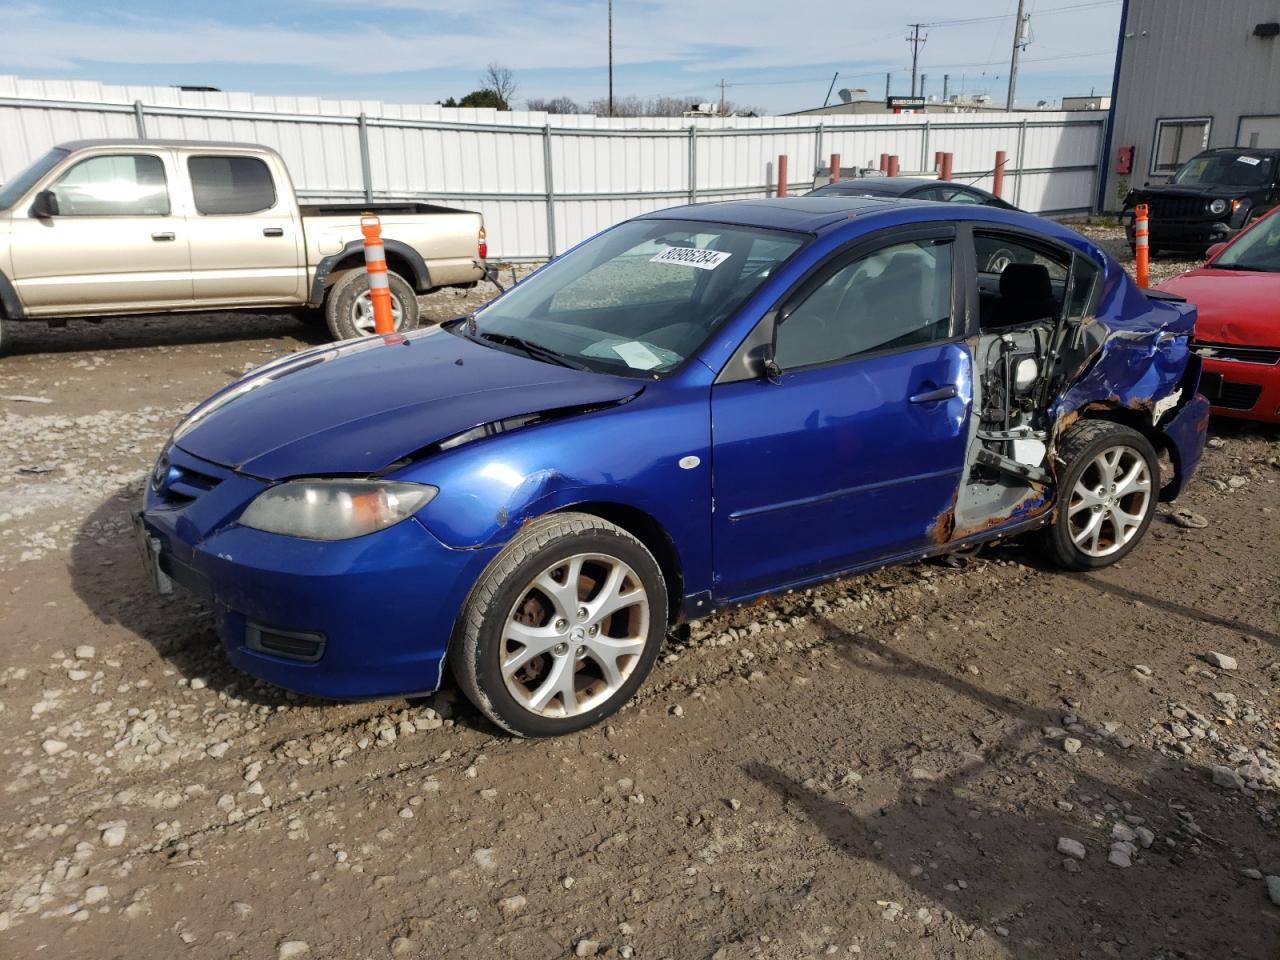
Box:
<box><xmin>1160</xmin><ymin>206</ymin><xmax>1280</xmax><ymax>422</ymax></box>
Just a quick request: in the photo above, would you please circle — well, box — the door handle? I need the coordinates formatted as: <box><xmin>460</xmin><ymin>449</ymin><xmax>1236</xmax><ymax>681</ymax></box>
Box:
<box><xmin>909</xmin><ymin>384</ymin><xmax>958</xmax><ymax>404</ymax></box>
<box><xmin>263</xmin><ymin>227</ymin><xmax>284</xmax><ymax>237</ymax></box>
<box><xmin>151</xmin><ymin>231</ymin><xmax>175</xmax><ymax>241</ymax></box>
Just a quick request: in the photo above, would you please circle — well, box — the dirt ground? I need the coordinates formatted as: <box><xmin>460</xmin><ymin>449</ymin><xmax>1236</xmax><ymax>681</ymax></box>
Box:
<box><xmin>1</xmin><ymin>229</ymin><xmax>1277</xmax><ymax>960</ymax></box>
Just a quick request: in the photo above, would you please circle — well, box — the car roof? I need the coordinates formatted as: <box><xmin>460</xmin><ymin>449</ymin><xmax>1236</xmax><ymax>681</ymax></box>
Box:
<box><xmin>54</xmin><ymin>138</ymin><xmax>271</xmax><ymax>152</ymax></box>
<box><xmin>1199</xmin><ymin>146</ymin><xmax>1280</xmax><ymax>158</ymax></box>
<box><xmin>637</xmin><ymin>196</ymin><xmax>1109</xmax><ymax>266</ymax></box>
<box><xmin>636</xmin><ymin>195</ymin><xmax>934</xmax><ymax>233</ymax></box>
<box><xmin>809</xmin><ymin>177</ymin><xmax>938</xmax><ymax>197</ymax></box>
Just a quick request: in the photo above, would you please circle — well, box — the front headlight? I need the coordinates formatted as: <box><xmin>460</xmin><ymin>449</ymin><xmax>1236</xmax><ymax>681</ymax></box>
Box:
<box><xmin>1208</xmin><ymin>198</ymin><xmax>1227</xmax><ymax>215</ymax></box>
<box><xmin>239</xmin><ymin>479</ymin><xmax>437</xmax><ymax>540</ymax></box>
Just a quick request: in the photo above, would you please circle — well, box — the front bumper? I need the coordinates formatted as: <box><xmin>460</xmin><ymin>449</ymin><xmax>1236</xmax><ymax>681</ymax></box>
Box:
<box><xmin>1199</xmin><ymin>357</ymin><xmax>1280</xmax><ymax>423</ymax></box>
<box><xmin>1159</xmin><ymin>391</ymin><xmax>1211</xmax><ymax>501</ymax></box>
<box><xmin>140</xmin><ymin>454</ymin><xmax>499</xmax><ymax>699</ymax></box>
<box><xmin>1120</xmin><ymin>212</ymin><xmax>1237</xmax><ymax>251</ymax></box>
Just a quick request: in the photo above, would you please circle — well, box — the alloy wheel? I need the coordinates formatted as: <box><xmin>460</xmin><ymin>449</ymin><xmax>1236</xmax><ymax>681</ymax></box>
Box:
<box><xmin>1066</xmin><ymin>445</ymin><xmax>1152</xmax><ymax>558</ymax></box>
<box><xmin>500</xmin><ymin>553</ymin><xmax>650</xmax><ymax>718</ymax></box>
<box><xmin>350</xmin><ymin>290</ymin><xmax>404</xmax><ymax>334</ymax></box>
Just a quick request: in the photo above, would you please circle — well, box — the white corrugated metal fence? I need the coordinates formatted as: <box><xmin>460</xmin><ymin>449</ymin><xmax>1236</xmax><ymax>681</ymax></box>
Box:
<box><xmin>0</xmin><ymin>75</ymin><xmax>1107</xmax><ymax>260</ymax></box>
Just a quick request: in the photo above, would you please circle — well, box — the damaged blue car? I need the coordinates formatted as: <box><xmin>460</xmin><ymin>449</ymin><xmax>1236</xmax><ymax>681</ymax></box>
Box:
<box><xmin>137</xmin><ymin>197</ymin><xmax>1209</xmax><ymax>736</ymax></box>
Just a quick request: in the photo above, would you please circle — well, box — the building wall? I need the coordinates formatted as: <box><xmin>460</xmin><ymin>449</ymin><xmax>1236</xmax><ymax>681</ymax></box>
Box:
<box><xmin>1102</xmin><ymin>0</ymin><xmax>1280</xmax><ymax>209</ymax></box>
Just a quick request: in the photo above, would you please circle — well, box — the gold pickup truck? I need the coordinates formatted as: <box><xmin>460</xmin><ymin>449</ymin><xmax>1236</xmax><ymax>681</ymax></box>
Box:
<box><xmin>0</xmin><ymin>139</ymin><xmax>491</xmax><ymax>351</ymax></box>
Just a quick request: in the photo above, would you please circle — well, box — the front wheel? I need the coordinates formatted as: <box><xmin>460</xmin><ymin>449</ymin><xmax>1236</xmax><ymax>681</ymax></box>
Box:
<box><xmin>451</xmin><ymin>513</ymin><xmax>668</xmax><ymax>737</ymax></box>
<box><xmin>1045</xmin><ymin>421</ymin><xmax>1159</xmax><ymax>570</ymax></box>
<box><xmin>323</xmin><ymin>269</ymin><xmax>420</xmax><ymax>341</ymax></box>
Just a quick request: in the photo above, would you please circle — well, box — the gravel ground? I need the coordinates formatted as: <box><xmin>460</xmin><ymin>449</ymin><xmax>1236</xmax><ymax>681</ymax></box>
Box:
<box><xmin>1</xmin><ymin>242</ymin><xmax>1277</xmax><ymax>960</ymax></box>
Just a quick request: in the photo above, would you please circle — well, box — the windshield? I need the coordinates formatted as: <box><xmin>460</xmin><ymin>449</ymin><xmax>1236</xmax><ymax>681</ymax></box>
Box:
<box><xmin>0</xmin><ymin>148</ymin><xmax>69</xmax><ymax>211</ymax></box>
<box><xmin>456</xmin><ymin>219</ymin><xmax>807</xmax><ymax>376</ymax></box>
<box><xmin>1213</xmin><ymin>211</ymin><xmax>1280</xmax><ymax>272</ymax></box>
<box><xmin>1171</xmin><ymin>153</ymin><xmax>1275</xmax><ymax>188</ymax></box>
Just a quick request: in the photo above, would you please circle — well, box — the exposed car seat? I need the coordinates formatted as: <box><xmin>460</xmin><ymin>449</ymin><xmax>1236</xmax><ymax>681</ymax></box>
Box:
<box><xmin>989</xmin><ymin>263</ymin><xmax>1058</xmax><ymax>328</ymax></box>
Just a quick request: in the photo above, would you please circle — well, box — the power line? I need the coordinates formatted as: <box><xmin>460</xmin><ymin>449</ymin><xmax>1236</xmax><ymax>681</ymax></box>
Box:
<box><xmin>921</xmin><ymin>0</ymin><xmax>1118</xmax><ymax>28</ymax></box>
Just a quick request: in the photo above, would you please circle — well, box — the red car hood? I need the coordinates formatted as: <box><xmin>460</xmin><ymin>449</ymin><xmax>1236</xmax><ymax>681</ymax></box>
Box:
<box><xmin>1159</xmin><ymin>268</ymin><xmax>1280</xmax><ymax>347</ymax></box>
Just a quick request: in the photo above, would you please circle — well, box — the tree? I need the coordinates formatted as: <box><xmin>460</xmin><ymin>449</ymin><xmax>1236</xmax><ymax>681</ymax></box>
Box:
<box><xmin>526</xmin><ymin>96</ymin><xmax>582</xmax><ymax>115</ymax></box>
<box><xmin>483</xmin><ymin>63</ymin><xmax>517</xmax><ymax>108</ymax></box>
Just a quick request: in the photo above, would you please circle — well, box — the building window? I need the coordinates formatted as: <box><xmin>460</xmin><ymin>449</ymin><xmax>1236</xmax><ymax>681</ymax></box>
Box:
<box><xmin>1151</xmin><ymin>118</ymin><xmax>1211</xmax><ymax>176</ymax></box>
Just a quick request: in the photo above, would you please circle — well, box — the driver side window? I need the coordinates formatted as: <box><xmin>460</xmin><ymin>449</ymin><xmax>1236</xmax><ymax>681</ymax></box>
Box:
<box><xmin>774</xmin><ymin>238</ymin><xmax>954</xmax><ymax>370</ymax></box>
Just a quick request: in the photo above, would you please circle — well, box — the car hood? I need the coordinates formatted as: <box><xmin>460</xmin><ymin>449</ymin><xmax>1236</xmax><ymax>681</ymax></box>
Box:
<box><xmin>173</xmin><ymin>326</ymin><xmax>644</xmax><ymax>480</ymax></box>
<box><xmin>1131</xmin><ymin>183</ymin><xmax>1251</xmax><ymax>200</ymax></box>
<box><xmin>1158</xmin><ymin>268</ymin><xmax>1280</xmax><ymax>347</ymax></box>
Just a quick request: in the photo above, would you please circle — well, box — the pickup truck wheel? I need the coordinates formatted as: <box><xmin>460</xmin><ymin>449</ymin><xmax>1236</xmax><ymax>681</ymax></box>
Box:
<box><xmin>1045</xmin><ymin>421</ymin><xmax>1159</xmax><ymax>571</ymax></box>
<box><xmin>324</xmin><ymin>269</ymin><xmax>420</xmax><ymax>341</ymax></box>
<box><xmin>450</xmin><ymin>512</ymin><xmax>667</xmax><ymax>738</ymax></box>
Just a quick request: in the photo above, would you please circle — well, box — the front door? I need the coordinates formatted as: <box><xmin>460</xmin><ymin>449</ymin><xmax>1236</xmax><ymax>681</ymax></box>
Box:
<box><xmin>10</xmin><ymin>150</ymin><xmax>192</xmax><ymax>314</ymax></box>
<box><xmin>710</xmin><ymin>230</ymin><xmax>973</xmax><ymax>600</ymax></box>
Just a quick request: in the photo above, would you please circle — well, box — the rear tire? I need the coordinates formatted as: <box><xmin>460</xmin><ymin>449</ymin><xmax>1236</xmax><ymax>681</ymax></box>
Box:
<box><xmin>450</xmin><ymin>512</ymin><xmax>668</xmax><ymax>738</ymax></box>
<box><xmin>323</xmin><ymin>269</ymin><xmax>419</xmax><ymax>341</ymax></box>
<box><xmin>1045</xmin><ymin>421</ymin><xmax>1159</xmax><ymax>571</ymax></box>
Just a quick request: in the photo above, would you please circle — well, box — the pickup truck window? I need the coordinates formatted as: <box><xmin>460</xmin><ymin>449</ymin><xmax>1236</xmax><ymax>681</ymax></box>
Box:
<box><xmin>48</xmin><ymin>154</ymin><xmax>169</xmax><ymax>217</ymax></box>
<box><xmin>188</xmin><ymin>155</ymin><xmax>277</xmax><ymax>215</ymax></box>
<box><xmin>0</xmin><ymin>147</ymin><xmax>69</xmax><ymax>211</ymax></box>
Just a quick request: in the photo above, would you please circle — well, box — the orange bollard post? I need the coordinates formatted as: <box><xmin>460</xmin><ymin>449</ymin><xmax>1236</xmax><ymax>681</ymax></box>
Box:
<box><xmin>830</xmin><ymin>153</ymin><xmax>841</xmax><ymax>183</ymax></box>
<box><xmin>777</xmin><ymin>154</ymin><xmax>788</xmax><ymax>197</ymax></box>
<box><xmin>360</xmin><ymin>214</ymin><xmax>395</xmax><ymax>335</ymax></box>
<box><xmin>1134</xmin><ymin>203</ymin><xmax>1150</xmax><ymax>288</ymax></box>
<box><xmin>934</xmin><ymin>150</ymin><xmax>943</xmax><ymax>170</ymax></box>
<box><xmin>993</xmin><ymin>150</ymin><xmax>1007</xmax><ymax>198</ymax></box>
<box><xmin>940</xmin><ymin>152</ymin><xmax>953</xmax><ymax>181</ymax></box>
<box><xmin>887</xmin><ymin>155</ymin><xmax>900</xmax><ymax>177</ymax></box>
<box><xmin>879</xmin><ymin>152</ymin><xmax>889</xmax><ymax>172</ymax></box>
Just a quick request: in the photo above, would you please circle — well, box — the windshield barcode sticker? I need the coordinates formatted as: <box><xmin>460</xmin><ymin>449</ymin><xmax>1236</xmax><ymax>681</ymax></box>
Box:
<box><xmin>1236</xmin><ymin>156</ymin><xmax>1261</xmax><ymax>165</ymax></box>
<box><xmin>650</xmin><ymin>247</ymin><xmax>733</xmax><ymax>270</ymax></box>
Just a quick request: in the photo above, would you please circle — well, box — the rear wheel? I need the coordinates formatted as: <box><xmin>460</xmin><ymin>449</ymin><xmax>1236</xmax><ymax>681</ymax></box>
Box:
<box><xmin>323</xmin><ymin>269</ymin><xmax>419</xmax><ymax>341</ymax></box>
<box><xmin>451</xmin><ymin>513</ymin><xmax>667</xmax><ymax>737</ymax></box>
<box><xmin>1045</xmin><ymin>421</ymin><xmax>1159</xmax><ymax>570</ymax></box>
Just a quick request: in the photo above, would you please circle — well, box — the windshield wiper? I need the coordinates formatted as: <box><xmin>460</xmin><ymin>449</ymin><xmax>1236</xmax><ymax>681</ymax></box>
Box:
<box><xmin>477</xmin><ymin>331</ymin><xmax>589</xmax><ymax>370</ymax></box>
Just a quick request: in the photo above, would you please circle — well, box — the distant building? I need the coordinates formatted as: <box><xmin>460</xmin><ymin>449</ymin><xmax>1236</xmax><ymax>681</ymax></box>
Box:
<box><xmin>788</xmin><ymin>96</ymin><xmax>1017</xmax><ymax>117</ymax></box>
<box><xmin>1062</xmin><ymin>95</ymin><xmax>1111</xmax><ymax>111</ymax></box>
<box><xmin>1100</xmin><ymin>0</ymin><xmax>1280</xmax><ymax>208</ymax></box>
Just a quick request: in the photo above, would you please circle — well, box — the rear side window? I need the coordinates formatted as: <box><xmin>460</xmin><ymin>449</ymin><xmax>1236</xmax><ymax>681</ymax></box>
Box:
<box><xmin>48</xmin><ymin>154</ymin><xmax>169</xmax><ymax>216</ymax></box>
<box><xmin>188</xmin><ymin>155</ymin><xmax>276</xmax><ymax>215</ymax></box>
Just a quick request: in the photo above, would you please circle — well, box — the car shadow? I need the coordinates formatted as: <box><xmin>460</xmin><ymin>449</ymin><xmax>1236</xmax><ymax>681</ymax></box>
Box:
<box><xmin>743</xmin><ymin>615</ymin><xmax>1277</xmax><ymax>957</ymax></box>
<box><xmin>3</xmin><ymin>311</ymin><xmax>327</xmax><ymax>356</ymax></box>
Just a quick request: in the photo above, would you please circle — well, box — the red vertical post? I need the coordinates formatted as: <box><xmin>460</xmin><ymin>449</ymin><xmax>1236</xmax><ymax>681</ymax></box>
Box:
<box><xmin>940</xmin><ymin>152</ymin><xmax>953</xmax><ymax>181</ymax></box>
<box><xmin>776</xmin><ymin>154</ymin><xmax>788</xmax><ymax>197</ymax></box>
<box><xmin>879</xmin><ymin>152</ymin><xmax>889</xmax><ymax>172</ymax></box>
<box><xmin>1134</xmin><ymin>203</ymin><xmax>1150</xmax><ymax>288</ymax></box>
<box><xmin>360</xmin><ymin>214</ymin><xmax>395</xmax><ymax>335</ymax></box>
<box><xmin>830</xmin><ymin>153</ymin><xmax>841</xmax><ymax>183</ymax></box>
<box><xmin>934</xmin><ymin>150</ymin><xmax>944</xmax><ymax>170</ymax></box>
<box><xmin>993</xmin><ymin>150</ymin><xmax>1007</xmax><ymax>198</ymax></box>
<box><xmin>887</xmin><ymin>155</ymin><xmax>900</xmax><ymax>177</ymax></box>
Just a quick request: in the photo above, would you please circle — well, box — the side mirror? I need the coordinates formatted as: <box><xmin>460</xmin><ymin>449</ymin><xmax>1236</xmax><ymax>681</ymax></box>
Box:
<box><xmin>29</xmin><ymin>189</ymin><xmax>58</xmax><ymax>218</ymax></box>
<box><xmin>1205</xmin><ymin>241</ymin><xmax>1228</xmax><ymax>262</ymax></box>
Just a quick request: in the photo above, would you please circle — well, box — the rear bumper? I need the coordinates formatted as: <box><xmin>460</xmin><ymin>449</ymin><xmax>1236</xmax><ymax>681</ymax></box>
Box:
<box><xmin>140</xmin><ymin>491</ymin><xmax>499</xmax><ymax>699</ymax></box>
<box><xmin>1200</xmin><ymin>357</ymin><xmax>1280</xmax><ymax>423</ymax></box>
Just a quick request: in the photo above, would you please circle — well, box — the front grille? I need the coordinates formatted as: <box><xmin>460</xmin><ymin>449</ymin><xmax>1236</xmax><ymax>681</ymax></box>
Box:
<box><xmin>1216</xmin><ymin>382</ymin><xmax>1263</xmax><ymax>411</ymax></box>
<box><xmin>156</xmin><ymin>448</ymin><xmax>230</xmax><ymax>505</ymax></box>
<box><xmin>1147</xmin><ymin>196</ymin><xmax>1205</xmax><ymax>220</ymax></box>
<box><xmin>1194</xmin><ymin>340</ymin><xmax>1280</xmax><ymax>365</ymax></box>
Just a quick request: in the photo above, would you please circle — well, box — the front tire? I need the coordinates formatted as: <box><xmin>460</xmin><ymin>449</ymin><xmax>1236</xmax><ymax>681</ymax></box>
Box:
<box><xmin>323</xmin><ymin>269</ymin><xmax>420</xmax><ymax>341</ymax></box>
<box><xmin>451</xmin><ymin>513</ymin><xmax>668</xmax><ymax>737</ymax></box>
<box><xmin>1046</xmin><ymin>421</ymin><xmax>1159</xmax><ymax>570</ymax></box>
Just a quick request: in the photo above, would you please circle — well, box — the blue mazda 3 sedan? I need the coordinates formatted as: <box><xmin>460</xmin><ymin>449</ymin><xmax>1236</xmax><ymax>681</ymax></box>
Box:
<box><xmin>137</xmin><ymin>197</ymin><xmax>1209</xmax><ymax>736</ymax></box>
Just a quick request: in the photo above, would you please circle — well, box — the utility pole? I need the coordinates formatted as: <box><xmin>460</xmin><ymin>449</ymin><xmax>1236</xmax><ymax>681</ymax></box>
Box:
<box><xmin>718</xmin><ymin>78</ymin><xmax>727</xmax><ymax>117</ymax></box>
<box><xmin>920</xmin><ymin>74</ymin><xmax>928</xmax><ymax>100</ymax></box>
<box><xmin>906</xmin><ymin>23</ymin><xmax>927</xmax><ymax>98</ymax></box>
<box><xmin>1006</xmin><ymin>0</ymin><xmax>1029</xmax><ymax>110</ymax></box>
<box><xmin>884</xmin><ymin>72</ymin><xmax>891</xmax><ymax>102</ymax></box>
<box><xmin>942</xmin><ymin>74</ymin><xmax>950</xmax><ymax>103</ymax></box>
<box><xmin>823</xmin><ymin>71</ymin><xmax>840</xmax><ymax>108</ymax></box>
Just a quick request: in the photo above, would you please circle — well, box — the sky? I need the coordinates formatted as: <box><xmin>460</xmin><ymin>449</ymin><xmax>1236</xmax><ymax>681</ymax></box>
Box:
<box><xmin>0</xmin><ymin>0</ymin><xmax>1124</xmax><ymax>113</ymax></box>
